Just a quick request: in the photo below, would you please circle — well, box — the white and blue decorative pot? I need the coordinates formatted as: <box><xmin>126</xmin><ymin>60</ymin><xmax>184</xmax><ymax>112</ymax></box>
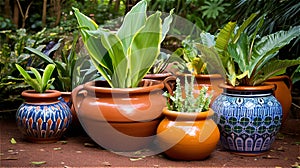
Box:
<box><xmin>212</xmin><ymin>84</ymin><xmax>282</xmax><ymax>155</ymax></box>
<box><xmin>16</xmin><ymin>90</ymin><xmax>72</xmax><ymax>143</ymax></box>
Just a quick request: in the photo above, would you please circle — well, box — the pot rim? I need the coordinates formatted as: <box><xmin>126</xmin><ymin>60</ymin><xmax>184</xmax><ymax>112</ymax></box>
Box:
<box><xmin>21</xmin><ymin>90</ymin><xmax>61</xmax><ymax>98</ymax></box>
<box><xmin>84</xmin><ymin>79</ymin><xmax>165</xmax><ymax>94</ymax></box>
<box><xmin>176</xmin><ymin>72</ymin><xmax>223</xmax><ymax>80</ymax></box>
<box><xmin>162</xmin><ymin>107</ymin><xmax>214</xmax><ymax>121</ymax></box>
<box><xmin>144</xmin><ymin>72</ymin><xmax>173</xmax><ymax>78</ymax></box>
<box><xmin>219</xmin><ymin>83</ymin><xmax>275</xmax><ymax>91</ymax></box>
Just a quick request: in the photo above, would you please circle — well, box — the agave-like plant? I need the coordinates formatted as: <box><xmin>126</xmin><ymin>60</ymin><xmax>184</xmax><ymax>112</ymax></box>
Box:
<box><xmin>15</xmin><ymin>64</ymin><xmax>56</xmax><ymax>93</ymax></box>
<box><xmin>197</xmin><ymin>13</ymin><xmax>300</xmax><ymax>86</ymax></box>
<box><xmin>73</xmin><ymin>0</ymin><xmax>174</xmax><ymax>88</ymax></box>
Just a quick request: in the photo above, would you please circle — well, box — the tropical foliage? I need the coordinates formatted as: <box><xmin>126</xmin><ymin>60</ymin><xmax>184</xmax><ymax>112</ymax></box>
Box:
<box><xmin>74</xmin><ymin>0</ymin><xmax>174</xmax><ymax>88</ymax></box>
<box><xmin>197</xmin><ymin>13</ymin><xmax>300</xmax><ymax>86</ymax></box>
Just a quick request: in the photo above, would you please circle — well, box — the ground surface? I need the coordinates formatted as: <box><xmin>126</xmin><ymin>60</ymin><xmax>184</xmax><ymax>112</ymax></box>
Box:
<box><xmin>0</xmin><ymin>112</ymin><xmax>300</xmax><ymax>167</ymax></box>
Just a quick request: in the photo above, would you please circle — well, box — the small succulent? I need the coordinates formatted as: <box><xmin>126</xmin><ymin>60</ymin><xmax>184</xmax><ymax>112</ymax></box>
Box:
<box><xmin>163</xmin><ymin>75</ymin><xmax>212</xmax><ymax>112</ymax></box>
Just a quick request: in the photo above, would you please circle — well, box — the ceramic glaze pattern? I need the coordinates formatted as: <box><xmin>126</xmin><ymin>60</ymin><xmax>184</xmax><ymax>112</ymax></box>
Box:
<box><xmin>212</xmin><ymin>92</ymin><xmax>282</xmax><ymax>154</ymax></box>
<box><xmin>16</xmin><ymin>101</ymin><xmax>72</xmax><ymax>142</ymax></box>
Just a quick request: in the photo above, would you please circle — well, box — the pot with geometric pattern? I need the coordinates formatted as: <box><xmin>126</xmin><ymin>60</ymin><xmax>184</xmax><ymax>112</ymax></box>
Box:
<box><xmin>16</xmin><ymin>90</ymin><xmax>72</xmax><ymax>143</ymax></box>
<box><xmin>212</xmin><ymin>84</ymin><xmax>282</xmax><ymax>156</ymax></box>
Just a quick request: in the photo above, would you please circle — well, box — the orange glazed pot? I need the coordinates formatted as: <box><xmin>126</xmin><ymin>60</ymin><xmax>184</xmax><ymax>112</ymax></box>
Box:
<box><xmin>264</xmin><ymin>75</ymin><xmax>292</xmax><ymax>123</ymax></box>
<box><xmin>72</xmin><ymin>79</ymin><xmax>166</xmax><ymax>152</ymax></box>
<box><xmin>177</xmin><ymin>73</ymin><xmax>224</xmax><ymax>103</ymax></box>
<box><xmin>156</xmin><ymin>107</ymin><xmax>220</xmax><ymax>160</ymax></box>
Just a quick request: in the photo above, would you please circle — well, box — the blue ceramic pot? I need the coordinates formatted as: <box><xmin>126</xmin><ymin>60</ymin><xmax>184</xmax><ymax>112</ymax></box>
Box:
<box><xmin>212</xmin><ymin>84</ymin><xmax>282</xmax><ymax>155</ymax></box>
<box><xmin>16</xmin><ymin>90</ymin><xmax>72</xmax><ymax>143</ymax></box>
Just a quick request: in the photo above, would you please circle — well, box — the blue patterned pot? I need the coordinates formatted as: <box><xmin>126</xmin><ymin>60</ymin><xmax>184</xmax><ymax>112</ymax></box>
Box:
<box><xmin>212</xmin><ymin>84</ymin><xmax>282</xmax><ymax>155</ymax></box>
<box><xmin>16</xmin><ymin>90</ymin><xmax>72</xmax><ymax>143</ymax></box>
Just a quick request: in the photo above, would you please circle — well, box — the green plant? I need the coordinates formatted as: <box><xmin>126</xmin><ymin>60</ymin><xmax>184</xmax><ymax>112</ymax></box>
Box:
<box><xmin>197</xmin><ymin>13</ymin><xmax>300</xmax><ymax>86</ymax></box>
<box><xmin>15</xmin><ymin>64</ymin><xmax>56</xmax><ymax>93</ymax></box>
<box><xmin>163</xmin><ymin>75</ymin><xmax>212</xmax><ymax>112</ymax></box>
<box><xmin>171</xmin><ymin>33</ymin><xmax>216</xmax><ymax>75</ymax></box>
<box><xmin>73</xmin><ymin>0</ymin><xmax>174</xmax><ymax>88</ymax></box>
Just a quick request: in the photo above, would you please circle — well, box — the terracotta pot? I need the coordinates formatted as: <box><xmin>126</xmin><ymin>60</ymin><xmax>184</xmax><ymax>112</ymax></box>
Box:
<box><xmin>156</xmin><ymin>107</ymin><xmax>220</xmax><ymax>160</ymax></box>
<box><xmin>212</xmin><ymin>84</ymin><xmax>282</xmax><ymax>156</ymax></box>
<box><xmin>264</xmin><ymin>75</ymin><xmax>292</xmax><ymax>123</ymax></box>
<box><xmin>176</xmin><ymin>73</ymin><xmax>224</xmax><ymax>103</ymax></box>
<box><xmin>61</xmin><ymin>92</ymin><xmax>79</xmax><ymax>127</ymax></box>
<box><xmin>144</xmin><ymin>72</ymin><xmax>173</xmax><ymax>81</ymax></box>
<box><xmin>16</xmin><ymin>90</ymin><xmax>72</xmax><ymax>143</ymax></box>
<box><xmin>72</xmin><ymin>79</ymin><xmax>166</xmax><ymax>151</ymax></box>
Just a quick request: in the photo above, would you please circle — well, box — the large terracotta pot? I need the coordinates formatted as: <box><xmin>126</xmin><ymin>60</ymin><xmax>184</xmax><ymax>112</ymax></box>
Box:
<box><xmin>212</xmin><ymin>84</ymin><xmax>282</xmax><ymax>156</ymax></box>
<box><xmin>16</xmin><ymin>90</ymin><xmax>72</xmax><ymax>143</ymax></box>
<box><xmin>156</xmin><ymin>107</ymin><xmax>220</xmax><ymax>160</ymax></box>
<box><xmin>177</xmin><ymin>73</ymin><xmax>224</xmax><ymax>103</ymax></box>
<box><xmin>264</xmin><ymin>75</ymin><xmax>292</xmax><ymax>123</ymax></box>
<box><xmin>72</xmin><ymin>79</ymin><xmax>166</xmax><ymax>152</ymax></box>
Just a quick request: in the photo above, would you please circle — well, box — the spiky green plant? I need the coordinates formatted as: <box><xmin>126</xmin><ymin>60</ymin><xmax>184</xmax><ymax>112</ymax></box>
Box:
<box><xmin>163</xmin><ymin>76</ymin><xmax>212</xmax><ymax>112</ymax></box>
<box><xmin>15</xmin><ymin>64</ymin><xmax>55</xmax><ymax>93</ymax></box>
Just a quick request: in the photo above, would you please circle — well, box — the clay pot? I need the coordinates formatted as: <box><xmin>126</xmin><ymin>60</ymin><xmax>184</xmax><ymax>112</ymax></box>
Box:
<box><xmin>176</xmin><ymin>73</ymin><xmax>224</xmax><ymax>103</ymax></box>
<box><xmin>61</xmin><ymin>92</ymin><xmax>79</xmax><ymax>127</ymax></box>
<box><xmin>16</xmin><ymin>90</ymin><xmax>72</xmax><ymax>143</ymax></box>
<box><xmin>212</xmin><ymin>84</ymin><xmax>282</xmax><ymax>155</ymax></box>
<box><xmin>144</xmin><ymin>72</ymin><xmax>173</xmax><ymax>81</ymax></box>
<box><xmin>72</xmin><ymin>79</ymin><xmax>166</xmax><ymax>151</ymax></box>
<box><xmin>264</xmin><ymin>75</ymin><xmax>292</xmax><ymax>123</ymax></box>
<box><xmin>156</xmin><ymin>107</ymin><xmax>220</xmax><ymax>160</ymax></box>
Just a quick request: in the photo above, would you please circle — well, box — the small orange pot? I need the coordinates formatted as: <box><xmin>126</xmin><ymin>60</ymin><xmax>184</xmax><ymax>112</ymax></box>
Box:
<box><xmin>156</xmin><ymin>107</ymin><xmax>220</xmax><ymax>160</ymax></box>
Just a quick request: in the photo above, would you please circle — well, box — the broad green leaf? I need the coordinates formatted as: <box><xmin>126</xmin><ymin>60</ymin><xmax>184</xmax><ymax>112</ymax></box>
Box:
<box><xmin>97</xmin><ymin>29</ymin><xmax>127</xmax><ymax>88</ymax></box>
<box><xmin>83</xmin><ymin>29</ymin><xmax>113</xmax><ymax>81</ymax></box>
<box><xmin>215</xmin><ymin>21</ymin><xmax>236</xmax><ymax>56</ymax></box>
<box><xmin>200</xmin><ymin>32</ymin><xmax>215</xmax><ymax>47</ymax></box>
<box><xmin>128</xmin><ymin>11</ymin><xmax>162</xmax><ymax>87</ymax></box>
<box><xmin>25</xmin><ymin>47</ymin><xmax>54</xmax><ymax>64</ymax></box>
<box><xmin>15</xmin><ymin>64</ymin><xmax>32</xmax><ymax>81</ymax></box>
<box><xmin>227</xmin><ymin>33</ymin><xmax>249</xmax><ymax>74</ymax></box>
<box><xmin>42</xmin><ymin>64</ymin><xmax>55</xmax><ymax>92</ymax></box>
<box><xmin>161</xmin><ymin>8</ymin><xmax>174</xmax><ymax>43</ymax></box>
<box><xmin>249</xmin><ymin>26</ymin><xmax>300</xmax><ymax>76</ymax></box>
<box><xmin>73</xmin><ymin>7</ymin><xmax>98</xmax><ymax>41</ymax></box>
<box><xmin>74</xmin><ymin>8</ymin><xmax>114</xmax><ymax>82</ymax></box>
<box><xmin>117</xmin><ymin>0</ymin><xmax>147</xmax><ymax>51</ymax></box>
<box><xmin>233</xmin><ymin>12</ymin><xmax>258</xmax><ymax>43</ymax></box>
<box><xmin>195</xmin><ymin>43</ymin><xmax>226</xmax><ymax>77</ymax></box>
<box><xmin>29</xmin><ymin>67</ymin><xmax>42</xmax><ymax>85</ymax></box>
<box><xmin>252</xmin><ymin>59</ymin><xmax>300</xmax><ymax>85</ymax></box>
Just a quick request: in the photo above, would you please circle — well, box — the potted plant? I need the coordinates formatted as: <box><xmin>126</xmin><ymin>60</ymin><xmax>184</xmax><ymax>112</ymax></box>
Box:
<box><xmin>197</xmin><ymin>13</ymin><xmax>300</xmax><ymax>155</ymax></box>
<box><xmin>71</xmin><ymin>0</ymin><xmax>174</xmax><ymax>152</ymax></box>
<box><xmin>24</xmin><ymin>33</ymin><xmax>99</xmax><ymax>128</ymax></box>
<box><xmin>172</xmin><ymin>34</ymin><xmax>225</xmax><ymax>102</ymax></box>
<box><xmin>15</xmin><ymin>64</ymin><xmax>72</xmax><ymax>143</ymax></box>
<box><xmin>156</xmin><ymin>75</ymin><xmax>220</xmax><ymax>160</ymax></box>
